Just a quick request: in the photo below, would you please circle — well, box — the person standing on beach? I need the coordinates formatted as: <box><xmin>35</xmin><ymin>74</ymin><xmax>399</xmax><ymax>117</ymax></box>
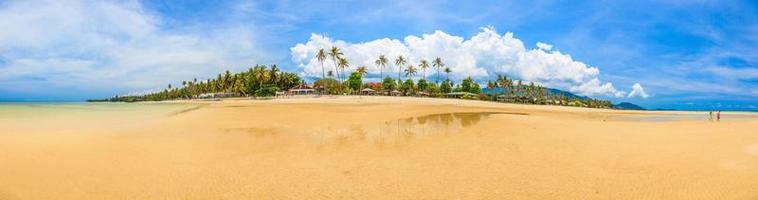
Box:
<box><xmin>717</xmin><ymin>111</ymin><xmax>721</xmax><ymax>121</ymax></box>
<box><xmin>709</xmin><ymin>111</ymin><xmax>713</xmax><ymax>121</ymax></box>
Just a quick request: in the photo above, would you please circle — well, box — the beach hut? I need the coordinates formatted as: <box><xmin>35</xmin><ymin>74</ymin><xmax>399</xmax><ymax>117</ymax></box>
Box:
<box><xmin>312</xmin><ymin>85</ymin><xmax>325</xmax><ymax>94</ymax></box>
<box><xmin>288</xmin><ymin>84</ymin><xmax>315</xmax><ymax>95</ymax></box>
<box><xmin>361</xmin><ymin>88</ymin><xmax>376</xmax><ymax>95</ymax></box>
<box><xmin>275</xmin><ymin>91</ymin><xmax>286</xmax><ymax>97</ymax></box>
<box><xmin>198</xmin><ymin>93</ymin><xmax>215</xmax><ymax>99</ymax></box>
<box><xmin>390</xmin><ymin>90</ymin><xmax>402</xmax><ymax>96</ymax></box>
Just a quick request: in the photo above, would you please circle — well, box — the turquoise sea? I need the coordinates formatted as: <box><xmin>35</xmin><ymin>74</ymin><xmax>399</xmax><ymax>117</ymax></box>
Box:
<box><xmin>0</xmin><ymin>102</ymin><xmax>194</xmax><ymax>121</ymax></box>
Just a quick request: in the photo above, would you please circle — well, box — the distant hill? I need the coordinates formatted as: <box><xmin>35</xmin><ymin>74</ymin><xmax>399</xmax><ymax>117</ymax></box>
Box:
<box><xmin>613</xmin><ymin>102</ymin><xmax>646</xmax><ymax>110</ymax></box>
<box><xmin>545</xmin><ymin>88</ymin><xmax>590</xmax><ymax>100</ymax></box>
<box><xmin>481</xmin><ymin>87</ymin><xmax>590</xmax><ymax>100</ymax></box>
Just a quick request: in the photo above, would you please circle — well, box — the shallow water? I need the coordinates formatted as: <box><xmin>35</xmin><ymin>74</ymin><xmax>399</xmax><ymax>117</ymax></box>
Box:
<box><xmin>612</xmin><ymin>112</ymin><xmax>758</xmax><ymax>122</ymax></box>
<box><xmin>0</xmin><ymin>102</ymin><xmax>196</xmax><ymax>133</ymax></box>
<box><xmin>0</xmin><ymin>102</ymin><xmax>194</xmax><ymax>118</ymax></box>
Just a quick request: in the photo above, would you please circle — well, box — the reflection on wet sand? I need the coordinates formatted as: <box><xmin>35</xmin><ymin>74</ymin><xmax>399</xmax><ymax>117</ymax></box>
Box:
<box><xmin>216</xmin><ymin>111</ymin><xmax>529</xmax><ymax>151</ymax></box>
<box><xmin>306</xmin><ymin>112</ymin><xmax>526</xmax><ymax>149</ymax></box>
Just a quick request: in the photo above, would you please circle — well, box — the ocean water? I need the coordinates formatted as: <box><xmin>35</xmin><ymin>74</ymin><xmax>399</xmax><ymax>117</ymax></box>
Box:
<box><xmin>0</xmin><ymin>102</ymin><xmax>193</xmax><ymax>118</ymax></box>
<box><xmin>0</xmin><ymin>102</ymin><xmax>197</xmax><ymax>134</ymax></box>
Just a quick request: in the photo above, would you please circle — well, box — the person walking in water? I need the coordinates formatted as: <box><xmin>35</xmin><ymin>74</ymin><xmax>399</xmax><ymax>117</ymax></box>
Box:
<box><xmin>717</xmin><ymin>111</ymin><xmax>721</xmax><ymax>121</ymax></box>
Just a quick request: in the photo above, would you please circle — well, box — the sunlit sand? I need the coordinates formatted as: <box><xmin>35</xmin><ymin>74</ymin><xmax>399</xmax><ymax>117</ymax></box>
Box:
<box><xmin>1</xmin><ymin>96</ymin><xmax>757</xmax><ymax>199</ymax></box>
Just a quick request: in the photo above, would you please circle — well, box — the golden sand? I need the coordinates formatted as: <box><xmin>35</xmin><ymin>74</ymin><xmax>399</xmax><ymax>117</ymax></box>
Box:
<box><xmin>1</xmin><ymin>96</ymin><xmax>757</xmax><ymax>199</ymax></box>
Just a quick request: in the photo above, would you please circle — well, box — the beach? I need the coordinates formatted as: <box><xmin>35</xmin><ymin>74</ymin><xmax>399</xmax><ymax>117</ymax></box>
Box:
<box><xmin>1</xmin><ymin>96</ymin><xmax>757</xmax><ymax>199</ymax></box>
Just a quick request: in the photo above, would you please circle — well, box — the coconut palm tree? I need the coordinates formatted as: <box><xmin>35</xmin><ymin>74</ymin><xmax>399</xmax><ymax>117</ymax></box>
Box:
<box><xmin>516</xmin><ymin>80</ymin><xmax>523</xmax><ymax>98</ymax></box>
<box><xmin>337</xmin><ymin>57</ymin><xmax>350</xmax><ymax>83</ymax></box>
<box><xmin>405</xmin><ymin>65</ymin><xmax>417</xmax><ymax>78</ymax></box>
<box><xmin>316</xmin><ymin>49</ymin><xmax>327</xmax><ymax>78</ymax></box>
<box><xmin>536</xmin><ymin>85</ymin><xmax>545</xmax><ymax>103</ymax></box>
<box><xmin>375</xmin><ymin>54</ymin><xmax>388</xmax><ymax>79</ymax></box>
<box><xmin>357</xmin><ymin>66</ymin><xmax>368</xmax><ymax>93</ymax></box>
<box><xmin>394</xmin><ymin>56</ymin><xmax>407</xmax><ymax>81</ymax></box>
<box><xmin>328</xmin><ymin>46</ymin><xmax>343</xmax><ymax>83</ymax></box>
<box><xmin>419</xmin><ymin>59</ymin><xmax>429</xmax><ymax>80</ymax></box>
<box><xmin>498</xmin><ymin>75</ymin><xmax>510</xmax><ymax>87</ymax></box>
<box><xmin>234</xmin><ymin>76</ymin><xmax>247</xmax><ymax>96</ymax></box>
<box><xmin>356</xmin><ymin>66</ymin><xmax>368</xmax><ymax>75</ymax></box>
<box><xmin>316</xmin><ymin>49</ymin><xmax>328</xmax><ymax>93</ymax></box>
<box><xmin>253</xmin><ymin>65</ymin><xmax>268</xmax><ymax>89</ymax></box>
<box><xmin>270</xmin><ymin>64</ymin><xmax>280</xmax><ymax>83</ymax></box>
<box><xmin>444</xmin><ymin>67</ymin><xmax>451</xmax><ymax>80</ymax></box>
<box><xmin>223</xmin><ymin>70</ymin><xmax>232</xmax><ymax>92</ymax></box>
<box><xmin>433</xmin><ymin>57</ymin><xmax>444</xmax><ymax>83</ymax></box>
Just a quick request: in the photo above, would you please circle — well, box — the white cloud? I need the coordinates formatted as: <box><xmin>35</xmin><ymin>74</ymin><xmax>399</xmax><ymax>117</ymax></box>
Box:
<box><xmin>291</xmin><ymin>27</ymin><xmax>626</xmax><ymax>97</ymax></box>
<box><xmin>704</xmin><ymin>66</ymin><xmax>758</xmax><ymax>81</ymax></box>
<box><xmin>536</xmin><ymin>42</ymin><xmax>553</xmax><ymax>51</ymax></box>
<box><xmin>0</xmin><ymin>0</ymin><xmax>268</xmax><ymax>95</ymax></box>
<box><xmin>627</xmin><ymin>83</ymin><xmax>650</xmax><ymax>98</ymax></box>
<box><xmin>572</xmin><ymin>78</ymin><xmax>626</xmax><ymax>98</ymax></box>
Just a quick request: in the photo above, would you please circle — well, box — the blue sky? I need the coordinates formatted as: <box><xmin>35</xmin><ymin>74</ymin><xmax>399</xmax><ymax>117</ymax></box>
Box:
<box><xmin>0</xmin><ymin>0</ymin><xmax>756</xmax><ymax>110</ymax></box>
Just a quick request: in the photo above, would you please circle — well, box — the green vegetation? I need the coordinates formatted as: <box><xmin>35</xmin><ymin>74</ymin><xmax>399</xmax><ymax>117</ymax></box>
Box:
<box><xmin>346</xmin><ymin>72</ymin><xmax>363</xmax><ymax>91</ymax></box>
<box><xmin>440</xmin><ymin>80</ymin><xmax>453</xmax><ymax>93</ymax></box>
<box><xmin>454</xmin><ymin>77</ymin><xmax>481</xmax><ymax>94</ymax></box>
<box><xmin>92</xmin><ymin>46</ymin><xmax>613</xmax><ymax>109</ymax></box>
<box><xmin>313</xmin><ymin>78</ymin><xmax>340</xmax><ymax>94</ymax></box>
<box><xmin>94</xmin><ymin>64</ymin><xmax>300</xmax><ymax>101</ymax></box>
<box><xmin>382</xmin><ymin>76</ymin><xmax>397</xmax><ymax>91</ymax></box>
<box><xmin>254</xmin><ymin>85</ymin><xmax>280</xmax><ymax>97</ymax></box>
<box><xmin>400</xmin><ymin>79</ymin><xmax>414</xmax><ymax>94</ymax></box>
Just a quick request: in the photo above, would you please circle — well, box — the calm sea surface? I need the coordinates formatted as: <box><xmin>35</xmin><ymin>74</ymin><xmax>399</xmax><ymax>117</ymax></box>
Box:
<box><xmin>0</xmin><ymin>102</ymin><xmax>193</xmax><ymax>120</ymax></box>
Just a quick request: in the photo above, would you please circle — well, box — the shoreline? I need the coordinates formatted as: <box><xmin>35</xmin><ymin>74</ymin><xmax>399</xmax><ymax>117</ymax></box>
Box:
<box><xmin>156</xmin><ymin>95</ymin><xmax>758</xmax><ymax>119</ymax></box>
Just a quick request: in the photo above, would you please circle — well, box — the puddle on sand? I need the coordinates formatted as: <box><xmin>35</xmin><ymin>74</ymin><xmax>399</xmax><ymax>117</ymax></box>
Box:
<box><xmin>219</xmin><ymin>112</ymin><xmax>526</xmax><ymax>151</ymax></box>
<box><xmin>307</xmin><ymin>112</ymin><xmax>526</xmax><ymax>149</ymax></box>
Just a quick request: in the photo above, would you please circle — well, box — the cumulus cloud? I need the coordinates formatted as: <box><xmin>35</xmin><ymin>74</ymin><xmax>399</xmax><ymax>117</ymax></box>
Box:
<box><xmin>536</xmin><ymin>42</ymin><xmax>553</xmax><ymax>51</ymax></box>
<box><xmin>627</xmin><ymin>83</ymin><xmax>650</xmax><ymax>98</ymax></box>
<box><xmin>291</xmin><ymin>27</ymin><xmax>627</xmax><ymax>97</ymax></box>
<box><xmin>0</xmin><ymin>0</ymin><xmax>267</xmax><ymax>96</ymax></box>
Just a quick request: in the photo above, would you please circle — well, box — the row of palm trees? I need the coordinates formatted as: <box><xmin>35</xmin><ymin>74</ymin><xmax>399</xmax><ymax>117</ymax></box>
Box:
<box><xmin>95</xmin><ymin>65</ymin><xmax>302</xmax><ymax>102</ymax></box>
<box><xmin>479</xmin><ymin>74</ymin><xmax>612</xmax><ymax>107</ymax></box>
<box><xmin>315</xmin><ymin>46</ymin><xmax>453</xmax><ymax>92</ymax></box>
<box><xmin>309</xmin><ymin>46</ymin><xmax>610</xmax><ymax>108</ymax></box>
<box><xmin>382</xmin><ymin>54</ymin><xmax>449</xmax><ymax>83</ymax></box>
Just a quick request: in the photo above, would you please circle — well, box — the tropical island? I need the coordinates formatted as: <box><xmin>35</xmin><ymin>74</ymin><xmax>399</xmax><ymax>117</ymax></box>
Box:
<box><xmin>91</xmin><ymin>47</ymin><xmax>615</xmax><ymax>109</ymax></box>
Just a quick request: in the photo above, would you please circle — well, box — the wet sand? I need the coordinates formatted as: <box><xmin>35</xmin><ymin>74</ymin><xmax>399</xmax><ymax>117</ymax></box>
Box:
<box><xmin>1</xmin><ymin>96</ymin><xmax>757</xmax><ymax>199</ymax></box>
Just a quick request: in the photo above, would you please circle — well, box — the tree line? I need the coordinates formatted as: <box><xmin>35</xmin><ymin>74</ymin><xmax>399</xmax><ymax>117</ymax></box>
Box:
<box><xmin>91</xmin><ymin>46</ymin><xmax>612</xmax><ymax>109</ymax></box>
<box><xmin>93</xmin><ymin>64</ymin><xmax>301</xmax><ymax>102</ymax></box>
